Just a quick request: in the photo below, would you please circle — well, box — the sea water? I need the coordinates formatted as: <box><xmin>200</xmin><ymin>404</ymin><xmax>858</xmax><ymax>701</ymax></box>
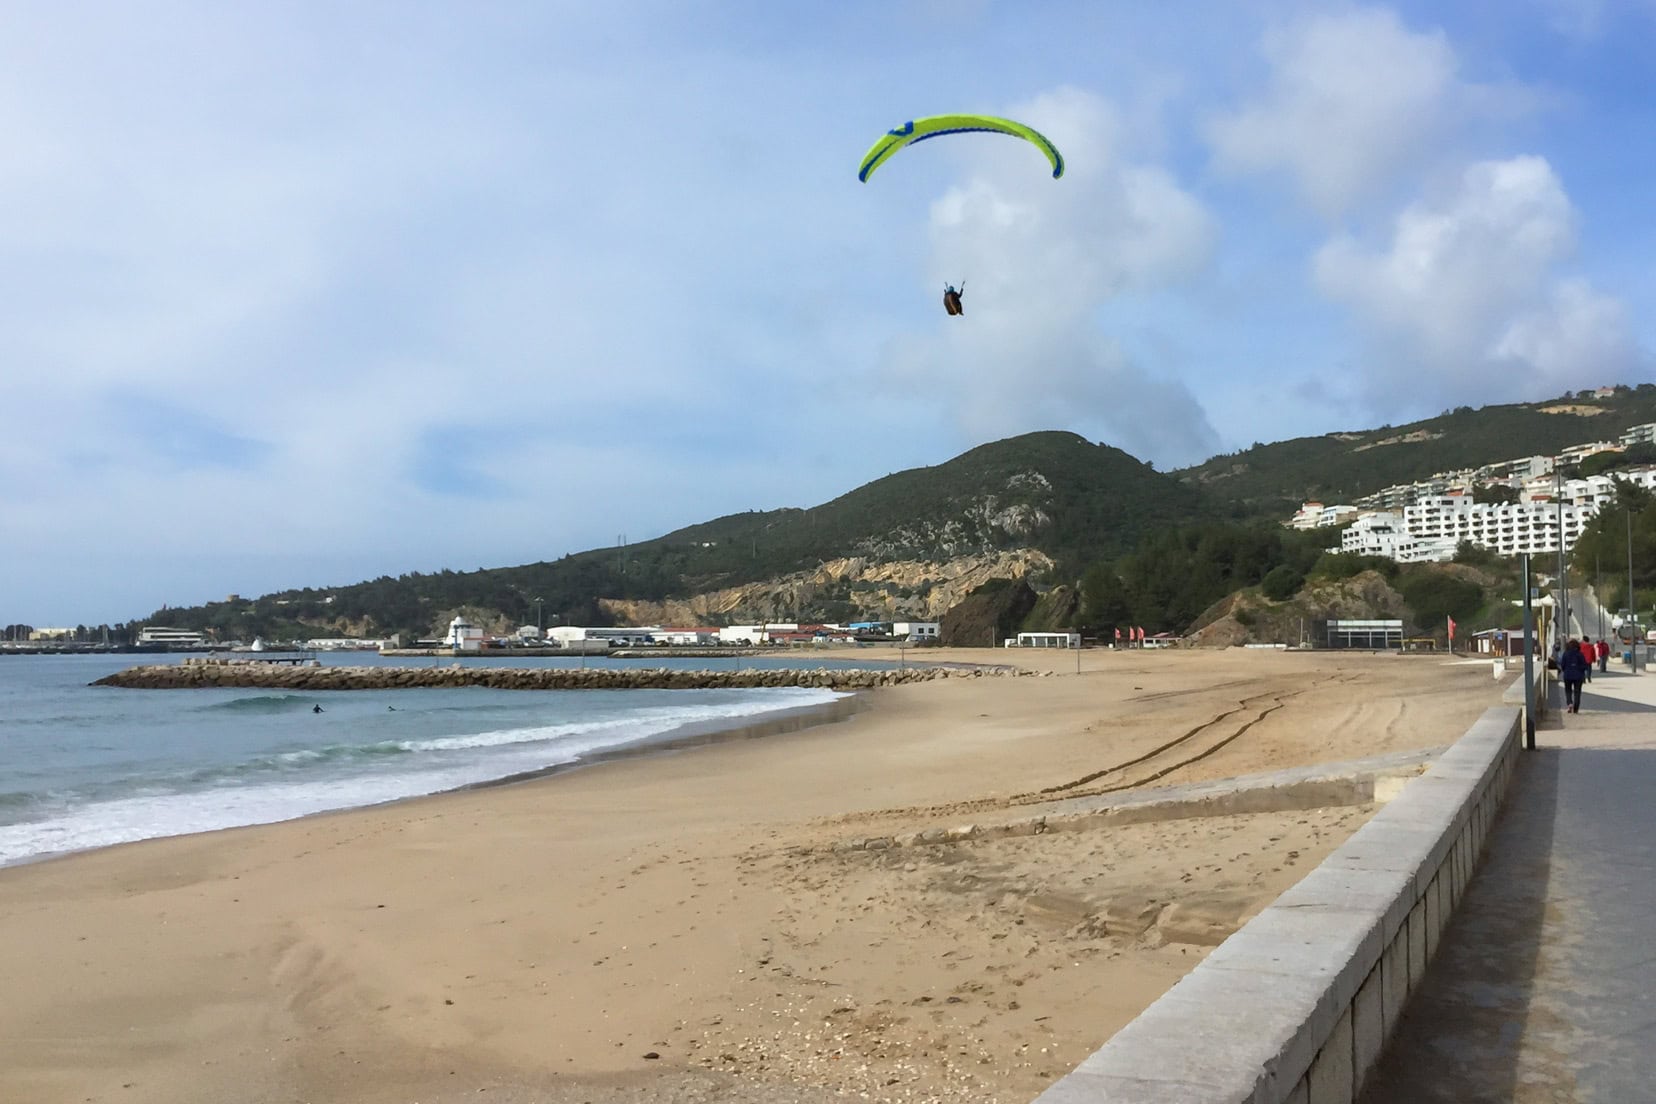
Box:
<box><xmin>0</xmin><ymin>652</ymin><xmax>874</xmax><ymax>867</ymax></box>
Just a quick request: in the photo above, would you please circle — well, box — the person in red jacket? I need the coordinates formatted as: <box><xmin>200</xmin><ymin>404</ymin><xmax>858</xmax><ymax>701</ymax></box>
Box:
<box><xmin>1581</xmin><ymin>637</ymin><xmax>1596</xmax><ymax>681</ymax></box>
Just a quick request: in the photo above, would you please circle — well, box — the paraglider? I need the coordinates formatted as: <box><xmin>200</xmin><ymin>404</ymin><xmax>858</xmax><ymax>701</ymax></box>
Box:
<box><xmin>860</xmin><ymin>114</ymin><xmax>1063</xmax><ymax>314</ymax></box>
<box><xmin>858</xmin><ymin>114</ymin><xmax>1064</xmax><ymax>183</ymax></box>
<box><xmin>943</xmin><ymin>283</ymin><xmax>964</xmax><ymax>316</ymax></box>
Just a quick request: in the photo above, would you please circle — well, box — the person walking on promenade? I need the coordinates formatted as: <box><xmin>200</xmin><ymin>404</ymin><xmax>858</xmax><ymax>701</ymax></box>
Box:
<box><xmin>1582</xmin><ymin>638</ymin><xmax>1596</xmax><ymax>682</ymax></box>
<box><xmin>1599</xmin><ymin>637</ymin><xmax>1612</xmax><ymax>673</ymax></box>
<box><xmin>1559</xmin><ymin>638</ymin><xmax>1590</xmax><ymax>714</ymax></box>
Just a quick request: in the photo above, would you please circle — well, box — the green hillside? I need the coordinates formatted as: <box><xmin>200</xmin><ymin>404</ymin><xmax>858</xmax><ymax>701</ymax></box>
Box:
<box><xmin>145</xmin><ymin>431</ymin><xmax>1213</xmax><ymax>642</ymax></box>
<box><xmin>1179</xmin><ymin>385</ymin><xmax>1656</xmax><ymax>518</ymax></box>
<box><xmin>140</xmin><ymin>387</ymin><xmax>1656</xmax><ymax>645</ymax></box>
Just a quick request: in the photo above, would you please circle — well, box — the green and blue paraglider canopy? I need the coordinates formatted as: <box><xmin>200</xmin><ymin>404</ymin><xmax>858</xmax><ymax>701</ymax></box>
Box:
<box><xmin>858</xmin><ymin>114</ymin><xmax>1064</xmax><ymax>182</ymax></box>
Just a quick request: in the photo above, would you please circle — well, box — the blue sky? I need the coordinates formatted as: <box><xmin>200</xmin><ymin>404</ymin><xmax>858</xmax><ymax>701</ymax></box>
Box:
<box><xmin>4</xmin><ymin>0</ymin><xmax>1654</xmax><ymax>626</ymax></box>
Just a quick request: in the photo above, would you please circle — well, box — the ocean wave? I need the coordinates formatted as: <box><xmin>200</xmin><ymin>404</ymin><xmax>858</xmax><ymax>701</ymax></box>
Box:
<box><xmin>0</xmin><ymin>685</ymin><xmax>849</xmax><ymax>866</ymax></box>
<box><xmin>198</xmin><ymin>694</ymin><xmax>318</xmax><ymax>714</ymax></box>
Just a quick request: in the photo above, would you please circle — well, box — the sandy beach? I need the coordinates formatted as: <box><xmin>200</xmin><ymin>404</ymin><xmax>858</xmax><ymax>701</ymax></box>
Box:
<box><xmin>0</xmin><ymin>648</ymin><xmax>1505</xmax><ymax>1104</ymax></box>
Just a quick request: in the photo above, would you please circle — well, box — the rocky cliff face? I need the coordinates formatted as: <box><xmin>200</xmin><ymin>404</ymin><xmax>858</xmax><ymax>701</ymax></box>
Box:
<box><xmin>600</xmin><ymin>549</ymin><xmax>1054</xmax><ymax>627</ymax></box>
<box><xmin>1187</xmin><ymin>570</ymin><xmax>1408</xmax><ymax>646</ymax></box>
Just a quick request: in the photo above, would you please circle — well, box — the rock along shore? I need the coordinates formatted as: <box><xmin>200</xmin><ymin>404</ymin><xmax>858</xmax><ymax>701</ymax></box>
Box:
<box><xmin>90</xmin><ymin>659</ymin><xmax>1032</xmax><ymax>692</ymax></box>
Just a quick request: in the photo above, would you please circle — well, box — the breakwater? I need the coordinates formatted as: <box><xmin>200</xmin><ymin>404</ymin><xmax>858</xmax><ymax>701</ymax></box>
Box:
<box><xmin>91</xmin><ymin>659</ymin><xmax>1027</xmax><ymax>692</ymax></box>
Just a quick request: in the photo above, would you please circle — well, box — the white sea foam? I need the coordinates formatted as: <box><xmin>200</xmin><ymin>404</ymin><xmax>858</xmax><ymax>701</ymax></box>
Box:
<box><xmin>0</xmin><ymin>687</ymin><xmax>846</xmax><ymax>867</ymax></box>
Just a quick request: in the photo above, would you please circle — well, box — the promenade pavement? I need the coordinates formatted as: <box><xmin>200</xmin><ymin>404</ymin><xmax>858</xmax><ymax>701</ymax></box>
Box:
<box><xmin>1360</xmin><ymin>661</ymin><xmax>1656</xmax><ymax>1102</ymax></box>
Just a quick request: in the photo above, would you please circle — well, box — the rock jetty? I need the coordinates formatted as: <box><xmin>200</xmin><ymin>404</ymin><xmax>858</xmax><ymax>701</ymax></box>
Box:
<box><xmin>91</xmin><ymin>658</ymin><xmax>1029</xmax><ymax>692</ymax></box>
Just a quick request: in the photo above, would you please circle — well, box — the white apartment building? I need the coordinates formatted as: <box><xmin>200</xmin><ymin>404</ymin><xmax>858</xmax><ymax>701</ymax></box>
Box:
<box><xmin>1403</xmin><ymin>495</ymin><xmax>1590</xmax><ymax>557</ymax></box>
<box><xmin>1621</xmin><ymin>422</ymin><xmax>1656</xmax><ymax>447</ymax></box>
<box><xmin>1288</xmin><ymin>502</ymin><xmax>1359</xmax><ymax>530</ymax></box>
<box><xmin>1339</xmin><ymin>512</ymin><xmax>1458</xmax><ymax>563</ymax></box>
<box><xmin>1560</xmin><ymin>441</ymin><xmax>1621</xmax><ymax>464</ymax></box>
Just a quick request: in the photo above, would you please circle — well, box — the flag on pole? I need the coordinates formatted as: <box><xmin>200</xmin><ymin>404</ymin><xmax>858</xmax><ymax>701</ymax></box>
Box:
<box><xmin>1447</xmin><ymin>615</ymin><xmax>1456</xmax><ymax>643</ymax></box>
<box><xmin>1114</xmin><ymin>627</ymin><xmax>1122</xmax><ymax>642</ymax></box>
<box><xmin>1136</xmin><ymin>626</ymin><xmax>1145</xmax><ymax>642</ymax></box>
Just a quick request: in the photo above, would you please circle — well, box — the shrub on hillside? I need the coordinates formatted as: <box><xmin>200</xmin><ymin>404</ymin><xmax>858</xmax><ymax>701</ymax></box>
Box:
<box><xmin>1311</xmin><ymin>552</ymin><xmax>1398</xmax><ymax>581</ymax></box>
<box><xmin>1261</xmin><ymin>565</ymin><xmax>1304</xmax><ymax>601</ymax></box>
<box><xmin>1398</xmin><ymin>572</ymin><xmax>1484</xmax><ymax>630</ymax></box>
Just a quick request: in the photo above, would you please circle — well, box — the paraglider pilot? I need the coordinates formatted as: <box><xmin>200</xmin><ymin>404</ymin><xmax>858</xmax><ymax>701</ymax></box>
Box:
<box><xmin>943</xmin><ymin>283</ymin><xmax>964</xmax><ymax>316</ymax></box>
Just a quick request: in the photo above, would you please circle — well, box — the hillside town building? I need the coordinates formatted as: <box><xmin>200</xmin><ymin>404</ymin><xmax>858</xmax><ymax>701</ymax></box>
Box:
<box><xmin>1291</xmin><ymin>428</ymin><xmax>1656</xmax><ymax>563</ymax></box>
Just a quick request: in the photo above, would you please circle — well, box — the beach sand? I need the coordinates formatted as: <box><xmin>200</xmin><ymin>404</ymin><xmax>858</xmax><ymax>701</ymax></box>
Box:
<box><xmin>0</xmin><ymin>648</ymin><xmax>1505</xmax><ymax>1104</ymax></box>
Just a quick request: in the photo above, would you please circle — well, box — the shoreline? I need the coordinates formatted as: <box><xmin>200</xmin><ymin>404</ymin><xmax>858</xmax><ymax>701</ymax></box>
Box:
<box><xmin>454</xmin><ymin>691</ymin><xmax>868</xmax><ymax>794</ymax></box>
<box><xmin>0</xmin><ymin>648</ymin><xmax>1506</xmax><ymax>1104</ymax></box>
<box><xmin>0</xmin><ymin>689</ymin><xmax>868</xmax><ymax>874</ymax></box>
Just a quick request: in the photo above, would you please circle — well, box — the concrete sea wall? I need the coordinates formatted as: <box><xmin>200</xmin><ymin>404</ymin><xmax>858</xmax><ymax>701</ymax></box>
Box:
<box><xmin>1034</xmin><ymin>704</ymin><xmax>1525</xmax><ymax>1104</ymax></box>
<box><xmin>90</xmin><ymin>659</ymin><xmax>1026</xmax><ymax>692</ymax></box>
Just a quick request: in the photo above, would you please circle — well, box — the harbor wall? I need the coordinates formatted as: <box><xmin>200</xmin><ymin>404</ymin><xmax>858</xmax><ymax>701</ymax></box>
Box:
<box><xmin>91</xmin><ymin>660</ymin><xmax>1026</xmax><ymax>692</ymax></box>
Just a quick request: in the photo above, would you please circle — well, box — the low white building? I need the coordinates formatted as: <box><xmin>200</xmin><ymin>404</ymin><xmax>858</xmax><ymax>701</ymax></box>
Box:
<box><xmin>659</xmin><ymin>629</ymin><xmax>718</xmax><ymax>646</ymax></box>
<box><xmin>136</xmin><ymin>627</ymin><xmax>208</xmax><ymax>646</ymax></box>
<box><xmin>445</xmin><ymin>616</ymin><xmax>483</xmax><ymax>652</ymax></box>
<box><xmin>547</xmin><ymin>626</ymin><xmax>658</xmax><ymax>646</ymax></box>
<box><xmin>1011</xmin><ymin>631</ymin><xmax>1080</xmax><ymax>648</ymax></box>
<box><xmin>892</xmin><ymin>621</ymin><xmax>940</xmax><ymax>642</ymax></box>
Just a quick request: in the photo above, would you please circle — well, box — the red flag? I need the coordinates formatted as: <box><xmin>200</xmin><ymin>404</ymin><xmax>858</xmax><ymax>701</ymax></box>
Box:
<box><xmin>1447</xmin><ymin>616</ymin><xmax>1456</xmax><ymax>642</ymax></box>
<box><xmin>1136</xmin><ymin>626</ymin><xmax>1145</xmax><ymax>642</ymax></box>
<box><xmin>1113</xmin><ymin>627</ymin><xmax>1121</xmax><ymax>641</ymax></box>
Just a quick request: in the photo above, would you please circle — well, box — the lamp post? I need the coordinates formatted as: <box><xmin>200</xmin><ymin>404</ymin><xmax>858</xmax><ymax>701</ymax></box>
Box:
<box><xmin>1628</xmin><ymin>505</ymin><xmax>1640</xmax><ymax>674</ymax></box>
<box><xmin>1556</xmin><ymin>461</ymin><xmax>1569</xmax><ymax>642</ymax></box>
<box><xmin>1597</xmin><ymin>554</ymin><xmax>1605</xmax><ymax>641</ymax></box>
<box><xmin>1521</xmin><ymin>553</ymin><xmax>1536</xmax><ymax>749</ymax></box>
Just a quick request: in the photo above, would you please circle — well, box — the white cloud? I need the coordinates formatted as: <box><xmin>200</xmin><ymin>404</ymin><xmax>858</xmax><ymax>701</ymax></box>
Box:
<box><xmin>1313</xmin><ymin>155</ymin><xmax>1643</xmax><ymax>401</ymax></box>
<box><xmin>1207</xmin><ymin>7</ymin><xmax>1468</xmax><ymax>217</ymax></box>
<box><xmin>878</xmin><ymin>87</ymin><xmax>1221</xmax><ymax>467</ymax></box>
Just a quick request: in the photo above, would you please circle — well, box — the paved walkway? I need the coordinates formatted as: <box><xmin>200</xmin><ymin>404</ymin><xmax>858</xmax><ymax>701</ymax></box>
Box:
<box><xmin>1361</xmin><ymin>663</ymin><xmax>1656</xmax><ymax>1102</ymax></box>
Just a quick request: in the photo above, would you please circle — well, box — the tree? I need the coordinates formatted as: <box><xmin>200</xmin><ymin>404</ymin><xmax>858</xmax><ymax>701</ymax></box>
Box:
<box><xmin>1261</xmin><ymin>565</ymin><xmax>1304</xmax><ymax>601</ymax></box>
<box><xmin>1079</xmin><ymin>562</ymin><xmax>1132</xmax><ymax>633</ymax></box>
<box><xmin>1397</xmin><ymin>572</ymin><xmax>1484</xmax><ymax>631</ymax></box>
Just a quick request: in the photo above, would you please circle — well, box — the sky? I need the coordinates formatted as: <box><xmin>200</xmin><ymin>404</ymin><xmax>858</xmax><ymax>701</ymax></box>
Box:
<box><xmin>4</xmin><ymin>0</ymin><xmax>1655</xmax><ymax>626</ymax></box>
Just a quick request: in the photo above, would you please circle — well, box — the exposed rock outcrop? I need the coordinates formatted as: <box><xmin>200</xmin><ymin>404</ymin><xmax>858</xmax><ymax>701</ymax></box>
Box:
<box><xmin>1187</xmin><ymin>569</ymin><xmax>1409</xmax><ymax>647</ymax></box>
<box><xmin>601</xmin><ymin>549</ymin><xmax>1054</xmax><ymax>627</ymax></box>
<box><xmin>939</xmin><ymin>580</ymin><xmax>1040</xmax><ymax>648</ymax></box>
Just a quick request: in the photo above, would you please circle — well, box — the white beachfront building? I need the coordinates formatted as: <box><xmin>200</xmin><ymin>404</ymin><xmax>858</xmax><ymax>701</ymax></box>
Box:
<box><xmin>891</xmin><ymin>621</ymin><xmax>940</xmax><ymax>642</ymax></box>
<box><xmin>1009</xmin><ymin>631</ymin><xmax>1081</xmax><ymax>648</ymax></box>
<box><xmin>445</xmin><ymin>616</ymin><xmax>483</xmax><ymax>652</ymax></box>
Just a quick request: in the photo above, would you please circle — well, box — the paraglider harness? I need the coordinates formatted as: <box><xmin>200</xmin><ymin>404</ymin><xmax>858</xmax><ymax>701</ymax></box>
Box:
<box><xmin>943</xmin><ymin>281</ymin><xmax>964</xmax><ymax>316</ymax></box>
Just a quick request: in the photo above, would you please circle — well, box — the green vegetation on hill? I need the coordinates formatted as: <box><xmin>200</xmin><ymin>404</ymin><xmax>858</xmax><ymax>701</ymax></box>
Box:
<box><xmin>145</xmin><ymin>431</ymin><xmax>1213</xmax><ymax>643</ymax></box>
<box><xmin>138</xmin><ymin>389</ymin><xmax>1656</xmax><ymax>646</ymax></box>
<box><xmin>1178</xmin><ymin>386</ymin><xmax>1656</xmax><ymax>519</ymax></box>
